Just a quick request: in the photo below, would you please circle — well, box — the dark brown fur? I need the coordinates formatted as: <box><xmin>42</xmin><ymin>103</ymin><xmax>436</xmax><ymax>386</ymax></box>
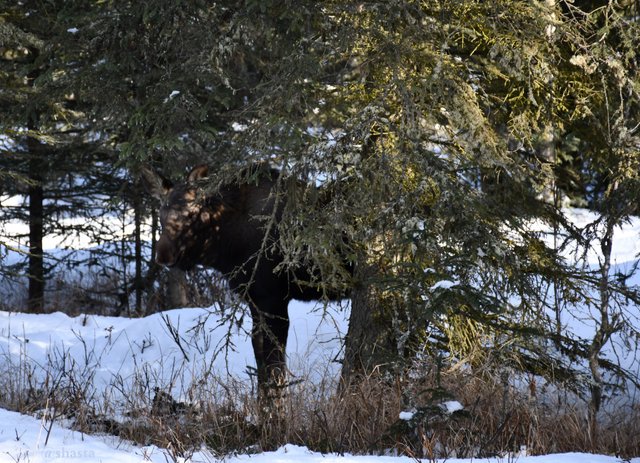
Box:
<box><xmin>142</xmin><ymin>164</ymin><xmax>348</xmax><ymax>397</ymax></box>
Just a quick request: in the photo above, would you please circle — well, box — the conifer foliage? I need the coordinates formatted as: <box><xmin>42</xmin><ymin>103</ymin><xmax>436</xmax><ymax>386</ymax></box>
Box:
<box><xmin>1</xmin><ymin>0</ymin><xmax>639</xmax><ymax>430</ymax></box>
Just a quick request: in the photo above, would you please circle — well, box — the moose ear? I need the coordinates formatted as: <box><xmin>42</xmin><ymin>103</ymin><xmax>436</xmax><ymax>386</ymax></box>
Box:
<box><xmin>187</xmin><ymin>165</ymin><xmax>209</xmax><ymax>183</ymax></box>
<box><xmin>140</xmin><ymin>165</ymin><xmax>173</xmax><ymax>201</ymax></box>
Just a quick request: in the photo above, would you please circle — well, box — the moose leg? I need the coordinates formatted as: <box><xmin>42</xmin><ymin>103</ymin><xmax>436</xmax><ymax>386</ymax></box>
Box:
<box><xmin>249</xmin><ymin>300</ymin><xmax>290</xmax><ymax>407</ymax></box>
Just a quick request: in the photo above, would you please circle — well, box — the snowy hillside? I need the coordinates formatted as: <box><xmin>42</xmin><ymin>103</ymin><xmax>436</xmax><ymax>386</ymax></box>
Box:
<box><xmin>0</xmin><ymin>302</ymin><xmax>347</xmax><ymax>405</ymax></box>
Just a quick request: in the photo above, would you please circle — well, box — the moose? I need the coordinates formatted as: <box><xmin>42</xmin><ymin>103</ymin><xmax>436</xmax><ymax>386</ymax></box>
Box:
<box><xmin>142</xmin><ymin>163</ymin><xmax>351</xmax><ymax>400</ymax></box>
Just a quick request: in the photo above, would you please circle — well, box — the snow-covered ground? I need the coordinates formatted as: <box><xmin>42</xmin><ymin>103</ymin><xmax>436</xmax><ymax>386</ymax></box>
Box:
<box><xmin>0</xmin><ymin>209</ymin><xmax>639</xmax><ymax>462</ymax></box>
<box><xmin>0</xmin><ymin>303</ymin><xmax>347</xmax><ymax>406</ymax></box>
<box><xmin>0</xmin><ymin>302</ymin><xmax>354</xmax><ymax>462</ymax></box>
<box><xmin>0</xmin><ymin>302</ymin><xmax>638</xmax><ymax>462</ymax></box>
<box><xmin>2</xmin><ymin>415</ymin><xmax>637</xmax><ymax>463</ymax></box>
<box><xmin>0</xmin><ymin>305</ymin><xmax>637</xmax><ymax>463</ymax></box>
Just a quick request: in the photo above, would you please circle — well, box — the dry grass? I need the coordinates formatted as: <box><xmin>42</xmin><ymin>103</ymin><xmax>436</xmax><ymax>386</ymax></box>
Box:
<box><xmin>0</xmin><ymin>344</ymin><xmax>638</xmax><ymax>460</ymax></box>
<box><xmin>104</xmin><ymin>368</ymin><xmax>640</xmax><ymax>459</ymax></box>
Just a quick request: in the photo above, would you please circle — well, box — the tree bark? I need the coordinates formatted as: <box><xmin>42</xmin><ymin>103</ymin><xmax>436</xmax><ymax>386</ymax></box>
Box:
<box><xmin>133</xmin><ymin>181</ymin><xmax>143</xmax><ymax>314</ymax></box>
<box><xmin>341</xmin><ymin>263</ymin><xmax>390</xmax><ymax>384</ymax></box>
<box><xmin>27</xmin><ymin>139</ymin><xmax>44</xmax><ymax>313</ymax></box>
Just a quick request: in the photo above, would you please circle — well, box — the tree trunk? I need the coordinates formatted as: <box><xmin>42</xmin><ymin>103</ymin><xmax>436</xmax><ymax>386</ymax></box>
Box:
<box><xmin>27</xmin><ymin>140</ymin><xmax>44</xmax><ymax>313</ymax></box>
<box><xmin>588</xmin><ymin>217</ymin><xmax>615</xmax><ymax>447</ymax></box>
<box><xmin>341</xmin><ymin>263</ymin><xmax>390</xmax><ymax>384</ymax></box>
<box><xmin>133</xmin><ymin>181</ymin><xmax>143</xmax><ymax>314</ymax></box>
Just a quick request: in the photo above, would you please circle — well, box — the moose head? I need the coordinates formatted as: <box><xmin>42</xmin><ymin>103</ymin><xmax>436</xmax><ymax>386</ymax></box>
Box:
<box><xmin>142</xmin><ymin>165</ymin><xmax>224</xmax><ymax>270</ymax></box>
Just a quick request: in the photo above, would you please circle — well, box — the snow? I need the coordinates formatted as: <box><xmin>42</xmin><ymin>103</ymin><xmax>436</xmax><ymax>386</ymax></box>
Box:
<box><xmin>163</xmin><ymin>90</ymin><xmax>180</xmax><ymax>102</ymax></box>
<box><xmin>539</xmin><ymin>208</ymin><xmax>640</xmax><ymax>267</ymax></box>
<box><xmin>440</xmin><ymin>400</ymin><xmax>464</xmax><ymax>414</ymax></box>
<box><xmin>232</xmin><ymin>122</ymin><xmax>249</xmax><ymax>132</ymax></box>
<box><xmin>0</xmin><ymin>304</ymin><xmax>638</xmax><ymax>462</ymax></box>
<box><xmin>0</xmin><ymin>303</ymin><xmax>348</xmax><ymax>406</ymax></box>
<box><xmin>429</xmin><ymin>280</ymin><xmax>458</xmax><ymax>291</ymax></box>
<box><xmin>1</xmin><ymin>415</ymin><xmax>637</xmax><ymax>463</ymax></box>
<box><xmin>0</xmin><ymin>303</ymin><xmax>352</xmax><ymax>461</ymax></box>
<box><xmin>399</xmin><ymin>401</ymin><xmax>463</xmax><ymax>421</ymax></box>
<box><xmin>398</xmin><ymin>411</ymin><xmax>414</xmax><ymax>421</ymax></box>
<box><xmin>0</xmin><ymin>408</ymin><xmax>152</xmax><ymax>463</ymax></box>
<box><xmin>1</xmin><ymin>208</ymin><xmax>640</xmax><ymax>461</ymax></box>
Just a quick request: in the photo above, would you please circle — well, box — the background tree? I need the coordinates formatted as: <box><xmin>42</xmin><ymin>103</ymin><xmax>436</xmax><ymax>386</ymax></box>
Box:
<box><xmin>1</xmin><ymin>2</ymin><xmax>95</xmax><ymax>312</ymax></box>
<box><xmin>1</xmin><ymin>1</ymin><xmax>150</xmax><ymax>314</ymax></box>
<box><xmin>0</xmin><ymin>2</ymin><xmax>639</xmax><ymax>441</ymax></box>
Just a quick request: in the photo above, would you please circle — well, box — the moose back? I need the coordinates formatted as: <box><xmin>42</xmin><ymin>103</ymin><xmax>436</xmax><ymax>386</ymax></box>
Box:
<box><xmin>142</xmin><ymin>164</ymin><xmax>349</xmax><ymax>397</ymax></box>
